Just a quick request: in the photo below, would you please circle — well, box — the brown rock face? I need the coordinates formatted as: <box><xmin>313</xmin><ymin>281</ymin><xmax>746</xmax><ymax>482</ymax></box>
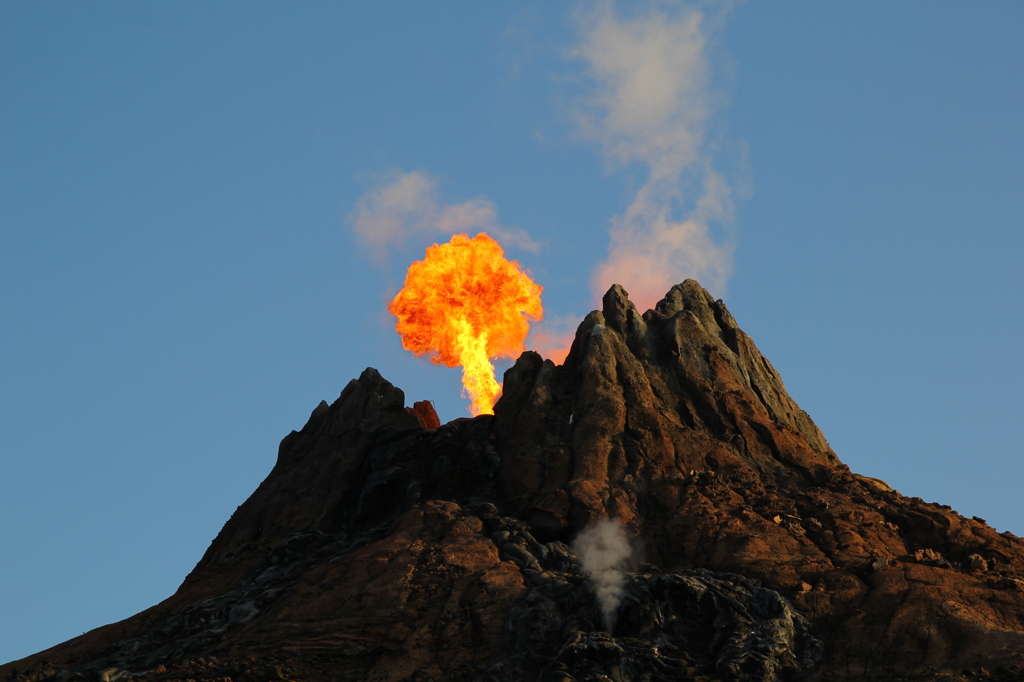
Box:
<box><xmin>5</xmin><ymin>281</ymin><xmax>1024</xmax><ymax>682</ymax></box>
<box><xmin>495</xmin><ymin>281</ymin><xmax>1024</xmax><ymax>677</ymax></box>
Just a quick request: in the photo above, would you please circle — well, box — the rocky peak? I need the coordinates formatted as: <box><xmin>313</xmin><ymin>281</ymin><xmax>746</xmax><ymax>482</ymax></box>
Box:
<box><xmin>5</xmin><ymin>282</ymin><xmax>1024</xmax><ymax>682</ymax></box>
<box><xmin>176</xmin><ymin>367</ymin><xmax>423</xmax><ymax>599</ymax></box>
<box><xmin>495</xmin><ymin>280</ymin><xmax>839</xmax><ymax>545</ymax></box>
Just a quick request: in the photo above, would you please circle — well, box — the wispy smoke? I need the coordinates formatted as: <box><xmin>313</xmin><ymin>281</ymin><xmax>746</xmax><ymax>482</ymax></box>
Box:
<box><xmin>572</xmin><ymin>1</ymin><xmax>741</xmax><ymax>310</ymax></box>
<box><xmin>349</xmin><ymin>170</ymin><xmax>539</xmax><ymax>264</ymax></box>
<box><xmin>572</xmin><ymin>518</ymin><xmax>635</xmax><ymax>632</ymax></box>
<box><xmin>528</xmin><ymin>312</ymin><xmax>580</xmax><ymax>365</ymax></box>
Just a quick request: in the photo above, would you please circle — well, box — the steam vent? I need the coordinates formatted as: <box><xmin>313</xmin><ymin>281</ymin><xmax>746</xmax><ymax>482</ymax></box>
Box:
<box><xmin>6</xmin><ymin>280</ymin><xmax>1024</xmax><ymax>682</ymax></box>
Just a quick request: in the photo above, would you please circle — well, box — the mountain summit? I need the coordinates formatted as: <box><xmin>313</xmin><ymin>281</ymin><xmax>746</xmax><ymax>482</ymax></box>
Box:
<box><xmin>5</xmin><ymin>281</ymin><xmax>1024</xmax><ymax>681</ymax></box>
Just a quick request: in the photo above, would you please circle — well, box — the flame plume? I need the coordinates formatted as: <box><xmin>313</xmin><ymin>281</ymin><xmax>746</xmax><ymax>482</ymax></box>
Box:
<box><xmin>389</xmin><ymin>233</ymin><xmax>543</xmax><ymax>416</ymax></box>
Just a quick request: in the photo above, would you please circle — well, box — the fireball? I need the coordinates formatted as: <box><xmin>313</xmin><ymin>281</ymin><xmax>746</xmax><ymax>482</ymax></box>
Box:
<box><xmin>389</xmin><ymin>233</ymin><xmax>543</xmax><ymax>416</ymax></box>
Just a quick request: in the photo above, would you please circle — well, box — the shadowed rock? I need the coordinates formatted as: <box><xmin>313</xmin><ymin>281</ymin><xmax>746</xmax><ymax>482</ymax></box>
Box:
<box><xmin>4</xmin><ymin>281</ymin><xmax>1024</xmax><ymax>682</ymax></box>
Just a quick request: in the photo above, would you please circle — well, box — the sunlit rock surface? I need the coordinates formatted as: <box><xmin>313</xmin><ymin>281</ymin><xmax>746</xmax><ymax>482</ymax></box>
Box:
<box><xmin>5</xmin><ymin>281</ymin><xmax>1024</xmax><ymax>682</ymax></box>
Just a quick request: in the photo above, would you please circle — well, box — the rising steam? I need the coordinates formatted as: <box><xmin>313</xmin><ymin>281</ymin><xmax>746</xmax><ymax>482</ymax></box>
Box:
<box><xmin>571</xmin><ymin>519</ymin><xmax>635</xmax><ymax>632</ymax></box>
<box><xmin>572</xmin><ymin>1</ymin><xmax>743</xmax><ymax>310</ymax></box>
<box><xmin>350</xmin><ymin>170</ymin><xmax>538</xmax><ymax>264</ymax></box>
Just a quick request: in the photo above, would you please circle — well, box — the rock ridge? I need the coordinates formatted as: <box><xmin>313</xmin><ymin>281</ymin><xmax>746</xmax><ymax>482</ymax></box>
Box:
<box><xmin>4</xmin><ymin>281</ymin><xmax>1024</xmax><ymax>682</ymax></box>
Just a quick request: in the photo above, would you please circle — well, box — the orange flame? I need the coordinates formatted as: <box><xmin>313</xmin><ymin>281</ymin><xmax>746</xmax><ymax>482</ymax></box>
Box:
<box><xmin>389</xmin><ymin>233</ymin><xmax>543</xmax><ymax>416</ymax></box>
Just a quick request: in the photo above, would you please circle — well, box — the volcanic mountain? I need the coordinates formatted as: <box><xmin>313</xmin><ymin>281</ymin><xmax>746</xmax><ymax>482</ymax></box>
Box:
<box><xmin>5</xmin><ymin>281</ymin><xmax>1024</xmax><ymax>681</ymax></box>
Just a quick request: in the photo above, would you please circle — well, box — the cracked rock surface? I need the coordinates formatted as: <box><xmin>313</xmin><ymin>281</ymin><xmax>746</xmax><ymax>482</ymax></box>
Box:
<box><xmin>5</xmin><ymin>281</ymin><xmax>1024</xmax><ymax>682</ymax></box>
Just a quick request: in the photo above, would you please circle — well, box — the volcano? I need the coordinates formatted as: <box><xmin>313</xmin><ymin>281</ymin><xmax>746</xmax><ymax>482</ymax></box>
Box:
<box><xmin>5</xmin><ymin>281</ymin><xmax>1024</xmax><ymax>682</ymax></box>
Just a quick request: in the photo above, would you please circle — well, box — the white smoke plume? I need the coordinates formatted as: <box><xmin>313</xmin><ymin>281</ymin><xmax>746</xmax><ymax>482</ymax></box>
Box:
<box><xmin>349</xmin><ymin>170</ymin><xmax>538</xmax><ymax>264</ymax></box>
<box><xmin>528</xmin><ymin>312</ymin><xmax>581</xmax><ymax>365</ymax></box>
<box><xmin>571</xmin><ymin>518</ymin><xmax>635</xmax><ymax>632</ymax></box>
<box><xmin>572</xmin><ymin>1</ymin><xmax>741</xmax><ymax>310</ymax></box>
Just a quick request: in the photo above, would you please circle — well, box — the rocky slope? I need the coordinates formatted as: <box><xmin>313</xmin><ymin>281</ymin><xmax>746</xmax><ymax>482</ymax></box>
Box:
<box><xmin>5</xmin><ymin>280</ymin><xmax>1024</xmax><ymax>682</ymax></box>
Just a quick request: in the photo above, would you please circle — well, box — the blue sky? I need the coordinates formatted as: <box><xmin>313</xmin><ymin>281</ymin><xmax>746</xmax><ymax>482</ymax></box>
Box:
<box><xmin>2</xmin><ymin>1</ymin><xmax>1022</xmax><ymax>664</ymax></box>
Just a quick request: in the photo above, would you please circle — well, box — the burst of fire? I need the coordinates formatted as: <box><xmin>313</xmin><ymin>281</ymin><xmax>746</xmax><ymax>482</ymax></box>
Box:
<box><xmin>389</xmin><ymin>233</ymin><xmax>543</xmax><ymax>416</ymax></box>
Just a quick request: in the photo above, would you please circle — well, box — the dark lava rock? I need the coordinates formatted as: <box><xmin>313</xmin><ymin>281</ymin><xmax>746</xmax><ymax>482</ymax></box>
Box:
<box><xmin>4</xmin><ymin>281</ymin><xmax>1024</xmax><ymax>682</ymax></box>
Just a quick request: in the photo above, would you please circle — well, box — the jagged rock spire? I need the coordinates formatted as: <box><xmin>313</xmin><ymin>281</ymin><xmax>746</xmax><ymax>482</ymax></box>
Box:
<box><xmin>5</xmin><ymin>281</ymin><xmax>1024</xmax><ymax>682</ymax></box>
<box><xmin>495</xmin><ymin>280</ymin><xmax>840</xmax><ymax>541</ymax></box>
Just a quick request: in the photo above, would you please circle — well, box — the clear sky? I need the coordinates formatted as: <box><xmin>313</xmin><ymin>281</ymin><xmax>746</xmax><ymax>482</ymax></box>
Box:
<box><xmin>2</xmin><ymin>0</ymin><xmax>1022</xmax><ymax>665</ymax></box>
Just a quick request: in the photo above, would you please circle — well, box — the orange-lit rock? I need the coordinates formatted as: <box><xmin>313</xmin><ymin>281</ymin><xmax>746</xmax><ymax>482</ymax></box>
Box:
<box><xmin>5</xmin><ymin>281</ymin><xmax>1024</xmax><ymax>682</ymax></box>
